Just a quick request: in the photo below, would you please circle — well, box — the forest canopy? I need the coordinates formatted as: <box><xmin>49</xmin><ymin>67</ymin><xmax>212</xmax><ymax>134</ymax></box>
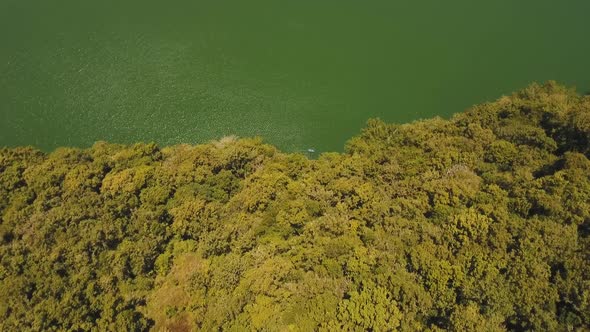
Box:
<box><xmin>0</xmin><ymin>82</ymin><xmax>589</xmax><ymax>331</ymax></box>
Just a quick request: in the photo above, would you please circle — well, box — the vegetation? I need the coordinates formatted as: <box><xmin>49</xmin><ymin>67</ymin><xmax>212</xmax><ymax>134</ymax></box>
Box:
<box><xmin>1</xmin><ymin>82</ymin><xmax>589</xmax><ymax>331</ymax></box>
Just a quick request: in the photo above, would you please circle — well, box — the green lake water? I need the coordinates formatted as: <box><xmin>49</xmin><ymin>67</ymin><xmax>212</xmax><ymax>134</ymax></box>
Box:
<box><xmin>1</xmin><ymin>0</ymin><xmax>589</xmax><ymax>152</ymax></box>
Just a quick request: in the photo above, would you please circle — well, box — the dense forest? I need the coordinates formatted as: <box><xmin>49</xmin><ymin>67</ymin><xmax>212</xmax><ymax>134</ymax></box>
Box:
<box><xmin>0</xmin><ymin>82</ymin><xmax>589</xmax><ymax>331</ymax></box>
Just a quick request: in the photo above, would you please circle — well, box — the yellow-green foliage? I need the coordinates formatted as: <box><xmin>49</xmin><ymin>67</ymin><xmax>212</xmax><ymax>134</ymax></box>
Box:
<box><xmin>1</xmin><ymin>82</ymin><xmax>589</xmax><ymax>331</ymax></box>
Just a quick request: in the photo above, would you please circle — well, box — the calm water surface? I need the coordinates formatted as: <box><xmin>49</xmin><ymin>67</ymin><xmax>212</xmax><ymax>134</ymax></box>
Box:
<box><xmin>1</xmin><ymin>0</ymin><xmax>589</xmax><ymax>152</ymax></box>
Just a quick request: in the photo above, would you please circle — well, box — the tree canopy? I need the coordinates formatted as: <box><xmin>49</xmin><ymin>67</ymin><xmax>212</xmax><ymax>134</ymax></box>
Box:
<box><xmin>1</xmin><ymin>82</ymin><xmax>589</xmax><ymax>331</ymax></box>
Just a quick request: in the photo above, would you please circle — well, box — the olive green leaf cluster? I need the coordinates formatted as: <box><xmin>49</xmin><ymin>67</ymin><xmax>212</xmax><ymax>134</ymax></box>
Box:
<box><xmin>0</xmin><ymin>82</ymin><xmax>589</xmax><ymax>331</ymax></box>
